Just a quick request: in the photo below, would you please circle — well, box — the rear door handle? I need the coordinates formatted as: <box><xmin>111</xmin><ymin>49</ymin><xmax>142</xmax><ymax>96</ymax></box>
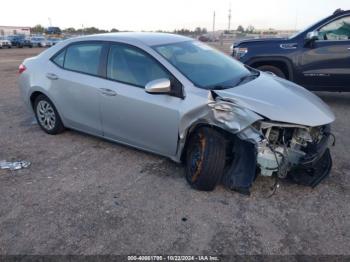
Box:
<box><xmin>46</xmin><ymin>73</ymin><xmax>59</xmax><ymax>80</ymax></box>
<box><xmin>99</xmin><ymin>88</ymin><xmax>117</xmax><ymax>96</ymax></box>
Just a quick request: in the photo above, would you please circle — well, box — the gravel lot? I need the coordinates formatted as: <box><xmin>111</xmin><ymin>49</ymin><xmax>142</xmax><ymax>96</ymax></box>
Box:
<box><xmin>0</xmin><ymin>47</ymin><xmax>349</xmax><ymax>256</ymax></box>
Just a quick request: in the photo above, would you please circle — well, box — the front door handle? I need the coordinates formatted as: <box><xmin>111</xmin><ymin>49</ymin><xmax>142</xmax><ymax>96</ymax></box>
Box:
<box><xmin>46</xmin><ymin>73</ymin><xmax>59</xmax><ymax>80</ymax></box>
<box><xmin>99</xmin><ymin>88</ymin><xmax>117</xmax><ymax>96</ymax></box>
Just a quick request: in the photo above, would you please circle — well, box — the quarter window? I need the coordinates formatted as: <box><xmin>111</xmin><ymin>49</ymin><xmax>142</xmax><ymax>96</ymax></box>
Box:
<box><xmin>64</xmin><ymin>43</ymin><xmax>104</xmax><ymax>75</ymax></box>
<box><xmin>52</xmin><ymin>49</ymin><xmax>65</xmax><ymax>67</ymax></box>
<box><xmin>319</xmin><ymin>16</ymin><xmax>350</xmax><ymax>41</ymax></box>
<box><xmin>107</xmin><ymin>44</ymin><xmax>170</xmax><ymax>87</ymax></box>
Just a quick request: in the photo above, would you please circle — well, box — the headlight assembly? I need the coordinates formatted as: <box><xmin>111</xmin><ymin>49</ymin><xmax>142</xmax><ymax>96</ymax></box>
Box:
<box><xmin>233</xmin><ymin>47</ymin><xmax>248</xmax><ymax>59</ymax></box>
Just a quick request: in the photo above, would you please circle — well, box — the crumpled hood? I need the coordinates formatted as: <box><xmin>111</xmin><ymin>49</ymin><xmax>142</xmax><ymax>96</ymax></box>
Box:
<box><xmin>213</xmin><ymin>73</ymin><xmax>335</xmax><ymax>127</ymax></box>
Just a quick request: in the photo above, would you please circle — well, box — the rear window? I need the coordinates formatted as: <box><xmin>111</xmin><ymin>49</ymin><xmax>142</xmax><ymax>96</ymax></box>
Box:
<box><xmin>63</xmin><ymin>43</ymin><xmax>104</xmax><ymax>76</ymax></box>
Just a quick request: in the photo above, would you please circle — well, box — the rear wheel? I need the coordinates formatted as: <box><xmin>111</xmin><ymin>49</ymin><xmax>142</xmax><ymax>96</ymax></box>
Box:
<box><xmin>257</xmin><ymin>65</ymin><xmax>286</xmax><ymax>79</ymax></box>
<box><xmin>34</xmin><ymin>94</ymin><xmax>65</xmax><ymax>135</ymax></box>
<box><xmin>185</xmin><ymin>127</ymin><xmax>227</xmax><ymax>191</ymax></box>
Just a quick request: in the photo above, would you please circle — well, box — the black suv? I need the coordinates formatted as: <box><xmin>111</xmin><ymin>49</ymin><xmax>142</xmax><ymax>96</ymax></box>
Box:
<box><xmin>232</xmin><ymin>9</ymin><xmax>350</xmax><ymax>91</ymax></box>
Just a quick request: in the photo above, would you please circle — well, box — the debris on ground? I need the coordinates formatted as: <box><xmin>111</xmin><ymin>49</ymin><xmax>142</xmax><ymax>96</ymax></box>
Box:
<box><xmin>0</xmin><ymin>160</ymin><xmax>31</xmax><ymax>170</ymax></box>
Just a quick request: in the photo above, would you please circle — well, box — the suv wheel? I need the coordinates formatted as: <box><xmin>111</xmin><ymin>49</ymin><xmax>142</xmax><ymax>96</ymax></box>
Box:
<box><xmin>34</xmin><ymin>95</ymin><xmax>65</xmax><ymax>135</ymax></box>
<box><xmin>257</xmin><ymin>65</ymin><xmax>286</xmax><ymax>79</ymax></box>
<box><xmin>185</xmin><ymin>127</ymin><xmax>226</xmax><ymax>191</ymax></box>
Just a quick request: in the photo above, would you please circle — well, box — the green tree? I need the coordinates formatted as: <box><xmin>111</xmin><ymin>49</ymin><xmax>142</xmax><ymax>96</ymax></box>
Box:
<box><xmin>31</xmin><ymin>24</ymin><xmax>45</xmax><ymax>34</ymax></box>
<box><xmin>194</xmin><ymin>27</ymin><xmax>202</xmax><ymax>35</ymax></box>
<box><xmin>246</xmin><ymin>25</ymin><xmax>255</xmax><ymax>34</ymax></box>
<box><xmin>63</xmin><ymin>27</ymin><xmax>76</xmax><ymax>34</ymax></box>
<box><xmin>110</xmin><ymin>28</ymin><xmax>119</xmax><ymax>32</ymax></box>
<box><xmin>237</xmin><ymin>25</ymin><xmax>244</xmax><ymax>32</ymax></box>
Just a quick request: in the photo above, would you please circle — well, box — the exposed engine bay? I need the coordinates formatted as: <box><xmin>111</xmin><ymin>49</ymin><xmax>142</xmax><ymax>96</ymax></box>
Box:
<box><xmin>221</xmin><ymin>120</ymin><xmax>334</xmax><ymax>193</ymax></box>
<box><xmin>255</xmin><ymin>122</ymin><xmax>332</xmax><ymax>178</ymax></box>
<box><xmin>201</xmin><ymin>92</ymin><xmax>335</xmax><ymax>193</ymax></box>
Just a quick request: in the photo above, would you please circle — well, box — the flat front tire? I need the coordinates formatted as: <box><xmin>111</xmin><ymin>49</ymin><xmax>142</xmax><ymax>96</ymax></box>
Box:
<box><xmin>34</xmin><ymin>94</ymin><xmax>65</xmax><ymax>135</ymax></box>
<box><xmin>185</xmin><ymin>127</ymin><xmax>227</xmax><ymax>191</ymax></box>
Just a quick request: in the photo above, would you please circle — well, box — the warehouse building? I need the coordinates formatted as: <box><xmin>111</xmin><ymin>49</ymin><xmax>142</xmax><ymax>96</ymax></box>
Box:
<box><xmin>0</xmin><ymin>26</ymin><xmax>31</xmax><ymax>36</ymax></box>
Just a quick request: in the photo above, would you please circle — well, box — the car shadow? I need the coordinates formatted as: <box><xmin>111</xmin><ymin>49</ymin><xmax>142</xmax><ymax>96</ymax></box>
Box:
<box><xmin>315</xmin><ymin>91</ymin><xmax>350</xmax><ymax>107</ymax></box>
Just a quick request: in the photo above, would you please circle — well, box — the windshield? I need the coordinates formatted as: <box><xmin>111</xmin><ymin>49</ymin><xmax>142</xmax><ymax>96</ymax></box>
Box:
<box><xmin>153</xmin><ymin>40</ymin><xmax>252</xmax><ymax>89</ymax></box>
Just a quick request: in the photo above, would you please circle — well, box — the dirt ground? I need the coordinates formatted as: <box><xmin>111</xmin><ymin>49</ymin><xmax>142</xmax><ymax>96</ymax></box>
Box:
<box><xmin>0</xmin><ymin>47</ymin><xmax>349</xmax><ymax>256</ymax></box>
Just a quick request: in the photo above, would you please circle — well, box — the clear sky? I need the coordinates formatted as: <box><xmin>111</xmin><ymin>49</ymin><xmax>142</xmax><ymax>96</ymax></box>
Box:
<box><xmin>1</xmin><ymin>0</ymin><xmax>350</xmax><ymax>31</ymax></box>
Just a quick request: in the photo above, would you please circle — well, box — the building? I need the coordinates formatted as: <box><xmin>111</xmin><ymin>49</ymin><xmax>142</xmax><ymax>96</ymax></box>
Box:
<box><xmin>0</xmin><ymin>26</ymin><xmax>31</xmax><ymax>36</ymax></box>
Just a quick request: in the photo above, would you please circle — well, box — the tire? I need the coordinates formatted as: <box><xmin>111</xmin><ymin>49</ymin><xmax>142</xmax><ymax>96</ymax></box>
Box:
<box><xmin>257</xmin><ymin>65</ymin><xmax>286</xmax><ymax>79</ymax></box>
<box><xmin>185</xmin><ymin>127</ymin><xmax>227</xmax><ymax>191</ymax></box>
<box><xmin>34</xmin><ymin>94</ymin><xmax>65</xmax><ymax>135</ymax></box>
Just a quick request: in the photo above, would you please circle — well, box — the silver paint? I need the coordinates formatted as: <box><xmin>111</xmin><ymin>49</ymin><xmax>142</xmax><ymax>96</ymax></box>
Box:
<box><xmin>18</xmin><ymin>33</ymin><xmax>335</xmax><ymax>163</ymax></box>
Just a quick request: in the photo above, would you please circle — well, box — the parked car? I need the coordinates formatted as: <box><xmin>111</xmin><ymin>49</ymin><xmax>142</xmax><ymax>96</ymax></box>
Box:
<box><xmin>198</xmin><ymin>35</ymin><xmax>211</xmax><ymax>42</ymax></box>
<box><xmin>46</xmin><ymin>38</ymin><xmax>62</xmax><ymax>47</ymax></box>
<box><xmin>0</xmin><ymin>36</ymin><xmax>12</xmax><ymax>48</ymax></box>
<box><xmin>7</xmin><ymin>35</ymin><xmax>32</xmax><ymax>48</ymax></box>
<box><xmin>18</xmin><ymin>33</ymin><xmax>335</xmax><ymax>195</ymax></box>
<box><xmin>23</xmin><ymin>37</ymin><xmax>33</xmax><ymax>48</ymax></box>
<box><xmin>232</xmin><ymin>9</ymin><xmax>350</xmax><ymax>91</ymax></box>
<box><xmin>30</xmin><ymin>36</ymin><xmax>47</xmax><ymax>47</ymax></box>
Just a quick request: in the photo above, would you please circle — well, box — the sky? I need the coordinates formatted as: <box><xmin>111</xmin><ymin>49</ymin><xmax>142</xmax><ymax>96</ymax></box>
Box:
<box><xmin>1</xmin><ymin>0</ymin><xmax>350</xmax><ymax>31</ymax></box>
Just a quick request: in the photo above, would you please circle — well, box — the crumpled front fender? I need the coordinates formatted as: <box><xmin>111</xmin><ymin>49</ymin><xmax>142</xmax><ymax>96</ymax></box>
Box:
<box><xmin>174</xmin><ymin>91</ymin><xmax>263</xmax><ymax>162</ymax></box>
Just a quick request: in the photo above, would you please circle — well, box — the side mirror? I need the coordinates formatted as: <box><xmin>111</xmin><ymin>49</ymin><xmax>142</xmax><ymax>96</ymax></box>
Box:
<box><xmin>145</xmin><ymin>78</ymin><xmax>171</xmax><ymax>94</ymax></box>
<box><xmin>305</xmin><ymin>31</ymin><xmax>319</xmax><ymax>43</ymax></box>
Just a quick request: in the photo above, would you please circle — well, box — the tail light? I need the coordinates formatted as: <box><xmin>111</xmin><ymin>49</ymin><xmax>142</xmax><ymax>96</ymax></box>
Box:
<box><xmin>18</xmin><ymin>64</ymin><xmax>26</xmax><ymax>74</ymax></box>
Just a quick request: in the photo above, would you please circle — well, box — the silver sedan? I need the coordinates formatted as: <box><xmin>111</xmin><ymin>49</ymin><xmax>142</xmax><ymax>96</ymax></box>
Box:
<box><xmin>18</xmin><ymin>33</ymin><xmax>335</xmax><ymax>195</ymax></box>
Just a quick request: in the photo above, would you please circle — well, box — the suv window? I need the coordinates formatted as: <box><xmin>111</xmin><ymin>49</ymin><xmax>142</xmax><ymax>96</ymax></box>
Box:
<box><xmin>319</xmin><ymin>16</ymin><xmax>350</xmax><ymax>40</ymax></box>
<box><xmin>64</xmin><ymin>43</ymin><xmax>103</xmax><ymax>75</ymax></box>
<box><xmin>107</xmin><ymin>44</ymin><xmax>170</xmax><ymax>87</ymax></box>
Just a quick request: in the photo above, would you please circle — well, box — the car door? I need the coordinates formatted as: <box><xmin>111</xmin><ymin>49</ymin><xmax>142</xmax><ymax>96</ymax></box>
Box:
<box><xmin>48</xmin><ymin>42</ymin><xmax>107</xmax><ymax>135</ymax></box>
<box><xmin>298</xmin><ymin>15</ymin><xmax>350</xmax><ymax>91</ymax></box>
<box><xmin>99</xmin><ymin>43</ymin><xmax>183</xmax><ymax>156</ymax></box>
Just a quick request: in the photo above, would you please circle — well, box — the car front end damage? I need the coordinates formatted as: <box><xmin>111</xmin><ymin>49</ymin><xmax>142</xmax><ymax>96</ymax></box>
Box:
<box><xmin>211</xmin><ymin>93</ymin><xmax>335</xmax><ymax>192</ymax></box>
<box><xmin>178</xmin><ymin>88</ymin><xmax>335</xmax><ymax>194</ymax></box>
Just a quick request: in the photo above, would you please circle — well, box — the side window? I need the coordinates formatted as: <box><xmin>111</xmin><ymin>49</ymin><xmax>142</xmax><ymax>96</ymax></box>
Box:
<box><xmin>319</xmin><ymin>16</ymin><xmax>350</xmax><ymax>41</ymax></box>
<box><xmin>107</xmin><ymin>44</ymin><xmax>170</xmax><ymax>87</ymax></box>
<box><xmin>64</xmin><ymin>43</ymin><xmax>103</xmax><ymax>75</ymax></box>
<box><xmin>52</xmin><ymin>49</ymin><xmax>65</xmax><ymax>67</ymax></box>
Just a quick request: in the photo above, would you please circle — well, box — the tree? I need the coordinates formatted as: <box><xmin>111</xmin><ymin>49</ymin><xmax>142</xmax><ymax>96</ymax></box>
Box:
<box><xmin>110</xmin><ymin>28</ymin><xmax>119</xmax><ymax>32</ymax></box>
<box><xmin>237</xmin><ymin>25</ymin><xmax>244</xmax><ymax>32</ymax></box>
<box><xmin>194</xmin><ymin>27</ymin><xmax>202</xmax><ymax>35</ymax></box>
<box><xmin>246</xmin><ymin>25</ymin><xmax>255</xmax><ymax>34</ymax></box>
<box><xmin>31</xmin><ymin>24</ymin><xmax>45</xmax><ymax>34</ymax></box>
<box><xmin>63</xmin><ymin>27</ymin><xmax>76</xmax><ymax>34</ymax></box>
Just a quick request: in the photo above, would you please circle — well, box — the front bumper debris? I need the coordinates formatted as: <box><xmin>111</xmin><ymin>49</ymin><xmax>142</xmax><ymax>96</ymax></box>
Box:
<box><xmin>222</xmin><ymin>127</ymin><xmax>334</xmax><ymax>194</ymax></box>
<box><xmin>287</xmin><ymin>148</ymin><xmax>332</xmax><ymax>188</ymax></box>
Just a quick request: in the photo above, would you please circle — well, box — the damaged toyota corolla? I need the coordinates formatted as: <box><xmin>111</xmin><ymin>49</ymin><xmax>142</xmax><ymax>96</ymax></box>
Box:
<box><xmin>18</xmin><ymin>33</ymin><xmax>335</xmax><ymax>195</ymax></box>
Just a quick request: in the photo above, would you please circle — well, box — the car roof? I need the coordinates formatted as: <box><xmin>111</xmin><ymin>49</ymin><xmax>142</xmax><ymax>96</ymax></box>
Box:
<box><xmin>70</xmin><ymin>32</ymin><xmax>192</xmax><ymax>46</ymax></box>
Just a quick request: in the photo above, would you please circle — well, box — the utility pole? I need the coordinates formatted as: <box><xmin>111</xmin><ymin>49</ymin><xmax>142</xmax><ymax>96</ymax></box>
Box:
<box><xmin>48</xmin><ymin>17</ymin><xmax>52</xmax><ymax>27</ymax></box>
<box><xmin>212</xmin><ymin>11</ymin><xmax>216</xmax><ymax>34</ymax></box>
<box><xmin>228</xmin><ymin>5</ymin><xmax>231</xmax><ymax>31</ymax></box>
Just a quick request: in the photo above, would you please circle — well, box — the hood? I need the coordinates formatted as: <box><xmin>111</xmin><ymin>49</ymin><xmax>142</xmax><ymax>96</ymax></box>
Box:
<box><xmin>234</xmin><ymin>38</ymin><xmax>287</xmax><ymax>46</ymax></box>
<box><xmin>213</xmin><ymin>73</ymin><xmax>335</xmax><ymax>127</ymax></box>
